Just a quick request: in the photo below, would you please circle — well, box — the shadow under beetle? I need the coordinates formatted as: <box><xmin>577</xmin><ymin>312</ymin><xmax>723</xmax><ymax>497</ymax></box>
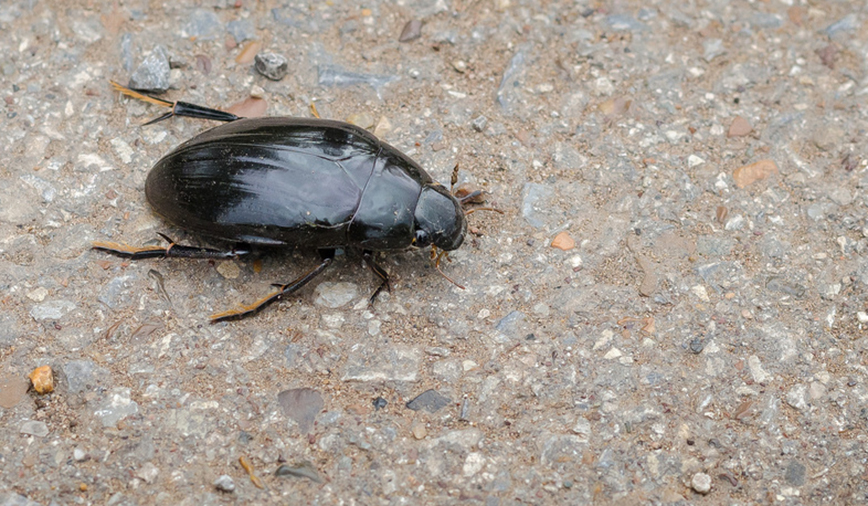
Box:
<box><xmin>95</xmin><ymin>83</ymin><xmax>499</xmax><ymax>322</ymax></box>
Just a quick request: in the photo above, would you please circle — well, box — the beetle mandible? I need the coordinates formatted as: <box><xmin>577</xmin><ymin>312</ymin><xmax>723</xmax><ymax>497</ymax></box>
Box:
<box><xmin>95</xmin><ymin>82</ymin><xmax>498</xmax><ymax>322</ymax></box>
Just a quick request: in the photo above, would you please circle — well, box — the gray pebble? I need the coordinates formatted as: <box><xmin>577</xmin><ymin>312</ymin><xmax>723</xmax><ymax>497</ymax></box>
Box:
<box><xmin>30</xmin><ymin>300</ymin><xmax>75</xmax><ymax>321</ymax></box>
<box><xmin>406</xmin><ymin>389</ymin><xmax>451</xmax><ymax>413</ymax></box>
<box><xmin>73</xmin><ymin>448</ymin><xmax>87</xmax><ymax>461</ymax></box>
<box><xmin>605</xmin><ymin>15</ymin><xmax>646</xmax><ymax>32</ymax></box>
<box><xmin>471</xmin><ymin>115</ymin><xmax>488</xmax><ymax>132</ymax></box>
<box><xmin>20</xmin><ymin>421</ymin><xmax>49</xmax><ymax>437</ymax></box>
<box><xmin>691</xmin><ymin>472</ymin><xmax>712</xmax><ymax>494</ymax></box>
<box><xmin>521</xmin><ymin>183</ymin><xmax>555</xmax><ymax>228</ymax></box>
<box><xmin>254</xmin><ymin>52</ymin><xmax>289</xmax><ymax>81</ymax></box>
<box><xmin>129</xmin><ymin>46</ymin><xmax>170</xmax><ymax>92</ymax></box>
<box><xmin>702</xmin><ymin>39</ymin><xmax>725</xmax><ymax>62</ymax></box>
<box><xmin>314</xmin><ymin>281</ymin><xmax>358</xmax><ymax>308</ymax></box>
<box><xmin>182</xmin><ymin>9</ymin><xmax>222</xmax><ymax>41</ymax></box>
<box><xmin>277</xmin><ymin>388</ymin><xmax>323</xmax><ymax>433</ymax></box>
<box><xmin>317</xmin><ymin>64</ymin><xmax>398</xmax><ymax>90</ymax></box>
<box><xmin>226</xmin><ymin>19</ymin><xmax>255</xmax><ymax>43</ymax></box>
<box><xmin>93</xmin><ymin>388</ymin><xmax>139</xmax><ymax>428</ymax></box>
<box><xmin>785</xmin><ymin>460</ymin><xmax>806</xmax><ymax>486</ymax></box>
<box><xmin>825</xmin><ymin>14</ymin><xmax>859</xmax><ymax>36</ymax></box>
<box><xmin>213</xmin><ymin>475</ymin><xmax>235</xmax><ymax>492</ymax></box>
<box><xmin>275</xmin><ymin>461</ymin><xmax>324</xmax><ymax>483</ymax></box>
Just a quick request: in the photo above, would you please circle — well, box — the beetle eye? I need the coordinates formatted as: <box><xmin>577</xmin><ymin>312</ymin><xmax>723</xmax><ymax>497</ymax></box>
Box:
<box><xmin>414</xmin><ymin>229</ymin><xmax>431</xmax><ymax>248</ymax></box>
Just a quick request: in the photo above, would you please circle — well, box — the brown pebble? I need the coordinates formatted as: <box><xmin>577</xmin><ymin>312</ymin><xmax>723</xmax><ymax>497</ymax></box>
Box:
<box><xmin>732</xmin><ymin>159</ymin><xmax>778</xmax><ymax>188</ymax></box>
<box><xmin>411</xmin><ymin>423</ymin><xmax>427</xmax><ymax>439</ymax></box>
<box><xmin>235</xmin><ymin>40</ymin><xmax>261</xmax><ymax>64</ymax></box>
<box><xmin>398</xmin><ymin>20</ymin><xmax>423</xmax><ymax>42</ymax></box>
<box><xmin>727</xmin><ymin>116</ymin><xmax>752</xmax><ymax>137</ymax></box>
<box><xmin>226</xmin><ymin>97</ymin><xmax>267</xmax><ymax>118</ymax></box>
<box><xmin>29</xmin><ymin>366</ymin><xmax>54</xmax><ymax>395</ymax></box>
<box><xmin>551</xmin><ymin>231</ymin><xmax>576</xmax><ymax>251</ymax></box>
<box><xmin>0</xmin><ymin>374</ymin><xmax>30</xmax><ymax>408</ymax></box>
<box><xmin>816</xmin><ymin>44</ymin><xmax>837</xmax><ymax>69</ymax></box>
<box><xmin>715</xmin><ymin>206</ymin><xmax>728</xmax><ymax>223</ymax></box>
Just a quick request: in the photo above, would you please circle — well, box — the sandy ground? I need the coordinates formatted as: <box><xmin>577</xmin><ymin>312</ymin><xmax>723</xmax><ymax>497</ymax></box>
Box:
<box><xmin>1</xmin><ymin>0</ymin><xmax>868</xmax><ymax>504</ymax></box>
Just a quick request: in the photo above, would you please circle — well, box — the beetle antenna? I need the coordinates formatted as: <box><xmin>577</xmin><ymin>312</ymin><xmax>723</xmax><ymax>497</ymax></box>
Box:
<box><xmin>432</xmin><ymin>247</ymin><xmax>465</xmax><ymax>290</ymax></box>
<box><xmin>110</xmin><ymin>80</ymin><xmax>240</xmax><ymax>124</ymax></box>
<box><xmin>465</xmin><ymin>206</ymin><xmax>504</xmax><ymax>216</ymax></box>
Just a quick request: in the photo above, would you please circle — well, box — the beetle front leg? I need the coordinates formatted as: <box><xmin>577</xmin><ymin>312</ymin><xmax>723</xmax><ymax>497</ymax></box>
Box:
<box><xmin>210</xmin><ymin>249</ymin><xmax>335</xmax><ymax>323</ymax></box>
<box><xmin>93</xmin><ymin>233</ymin><xmax>249</xmax><ymax>260</ymax></box>
<box><xmin>363</xmin><ymin>250</ymin><xmax>391</xmax><ymax>305</ymax></box>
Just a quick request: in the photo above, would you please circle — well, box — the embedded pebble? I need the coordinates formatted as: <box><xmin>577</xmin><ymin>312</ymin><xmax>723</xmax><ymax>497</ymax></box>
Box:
<box><xmin>214</xmin><ymin>475</ymin><xmax>235</xmax><ymax>492</ymax></box>
<box><xmin>254</xmin><ymin>52</ymin><xmax>289</xmax><ymax>81</ymax></box>
<box><xmin>129</xmin><ymin>46</ymin><xmax>170</xmax><ymax>92</ymax></box>
<box><xmin>30</xmin><ymin>300</ymin><xmax>76</xmax><ymax>321</ymax></box>
<box><xmin>551</xmin><ymin>231</ymin><xmax>576</xmax><ymax>251</ymax></box>
<box><xmin>314</xmin><ymin>282</ymin><xmax>358</xmax><ymax>308</ymax></box>
<box><xmin>398</xmin><ymin>20</ymin><xmax>422</xmax><ymax>42</ymax></box>
<box><xmin>277</xmin><ymin>388</ymin><xmax>324</xmax><ymax>433</ymax></box>
<box><xmin>691</xmin><ymin>472</ymin><xmax>712</xmax><ymax>494</ymax></box>
<box><xmin>732</xmin><ymin>159</ymin><xmax>778</xmax><ymax>188</ymax></box>
<box><xmin>0</xmin><ymin>375</ymin><xmax>29</xmax><ymax>409</ymax></box>
<box><xmin>28</xmin><ymin>366</ymin><xmax>54</xmax><ymax>394</ymax></box>
<box><xmin>20</xmin><ymin>421</ymin><xmax>49</xmax><ymax>437</ymax></box>
<box><xmin>216</xmin><ymin>261</ymin><xmax>240</xmax><ymax>279</ymax></box>
<box><xmin>406</xmin><ymin>389</ymin><xmax>451</xmax><ymax>413</ymax></box>
<box><xmin>727</xmin><ymin>116</ymin><xmax>752</xmax><ymax>137</ymax></box>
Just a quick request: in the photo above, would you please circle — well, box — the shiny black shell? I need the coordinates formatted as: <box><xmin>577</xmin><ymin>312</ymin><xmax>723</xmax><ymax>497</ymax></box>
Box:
<box><xmin>145</xmin><ymin>117</ymin><xmax>457</xmax><ymax>251</ymax></box>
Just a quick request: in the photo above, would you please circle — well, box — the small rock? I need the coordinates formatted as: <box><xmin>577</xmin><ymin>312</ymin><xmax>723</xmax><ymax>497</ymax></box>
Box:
<box><xmin>277</xmin><ymin>388</ymin><xmax>323</xmax><ymax>433</ymax></box>
<box><xmin>129</xmin><ymin>46</ymin><xmax>170</xmax><ymax>92</ymax></box>
<box><xmin>785</xmin><ymin>460</ymin><xmax>806</xmax><ymax>486</ymax></box>
<box><xmin>73</xmin><ymin>448</ymin><xmax>88</xmax><ymax>461</ymax></box>
<box><xmin>687</xmin><ymin>154</ymin><xmax>705</xmax><ymax>167</ymax></box>
<box><xmin>214</xmin><ymin>475</ymin><xmax>235</xmax><ymax>492</ymax></box>
<box><xmin>136</xmin><ymin>462</ymin><xmax>159</xmax><ymax>483</ymax></box>
<box><xmin>748</xmin><ymin>355</ymin><xmax>771</xmax><ymax>384</ymax></box>
<box><xmin>275</xmin><ymin>462</ymin><xmax>324</xmax><ymax>483</ymax></box>
<box><xmin>398</xmin><ymin>20</ymin><xmax>423</xmax><ymax>42</ymax></box>
<box><xmin>216</xmin><ymin>261</ymin><xmax>240</xmax><ymax>279</ymax></box>
<box><xmin>30</xmin><ymin>300</ymin><xmax>76</xmax><ymax>321</ymax></box>
<box><xmin>254</xmin><ymin>53</ymin><xmax>289</xmax><ymax>81</ymax></box>
<box><xmin>471</xmin><ymin>115</ymin><xmax>488</xmax><ymax>132</ymax></box>
<box><xmin>26</xmin><ymin>287</ymin><xmax>48</xmax><ymax>302</ymax></box>
<box><xmin>732</xmin><ymin>159</ymin><xmax>778</xmax><ymax>188</ymax></box>
<box><xmin>374</xmin><ymin>116</ymin><xmax>392</xmax><ymax>137</ymax></box>
<box><xmin>0</xmin><ymin>375</ymin><xmax>29</xmax><ymax>408</ymax></box>
<box><xmin>406</xmin><ymin>389</ymin><xmax>451</xmax><ymax>413</ymax></box>
<box><xmin>828</xmin><ymin>188</ymin><xmax>852</xmax><ymax>206</ymax></box>
<box><xmin>452</xmin><ymin>60</ymin><xmax>467</xmax><ymax>73</ymax></box>
<box><xmin>786</xmin><ymin>384</ymin><xmax>808</xmax><ymax>411</ymax></box>
<box><xmin>28</xmin><ymin>366</ymin><xmax>54</xmax><ymax>394</ymax></box>
<box><xmin>226</xmin><ymin>19</ymin><xmax>256</xmax><ymax>43</ymax></box>
<box><xmin>347</xmin><ymin>112</ymin><xmax>375</xmax><ymax>129</ymax></box>
<box><xmin>702</xmin><ymin>38</ymin><xmax>725</xmax><ymax>62</ymax></box>
<box><xmin>603</xmin><ymin>348</ymin><xmax>623</xmax><ymax>360</ymax></box>
<box><xmin>20</xmin><ymin>420</ymin><xmax>49</xmax><ymax>437</ymax></box>
<box><xmin>226</xmin><ymin>97</ymin><xmax>267</xmax><ymax>118</ymax></box>
<box><xmin>314</xmin><ymin>282</ymin><xmax>358</xmax><ymax>308</ymax></box>
<box><xmin>235</xmin><ymin>41</ymin><xmax>262</xmax><ymax>65</ymax></box>
<box><xmin>727</xmin><ymin>116</ymin><xmax>752</xmax><ymax>137</ymax></box>
<box><xmin>551</xmin><ymin>231</ymin><xmax>576</xmax><ymax>251</ymax></box>
<box><xmin>182</xmin><ymin>9</ymin><xmax>222</xmax><ymax>41</ymax></box>
<box><xmin>411</xmin><ymin>423</ymin><xmax>427</xmax><ymax>439</ymax></box>
<box><xmin>372</xmin><ymin>397</ymin><xmax>388</xmax><ymax>410</ymax></box>
<box><xmin>93</xmin><ymin>388</ymin><xmax>139</xmax><ymax>427</ymax></box>
<box><xmin>691</xmin><ymin>472</ymin><xmax>712</xmax><ymax>494</ymax></box>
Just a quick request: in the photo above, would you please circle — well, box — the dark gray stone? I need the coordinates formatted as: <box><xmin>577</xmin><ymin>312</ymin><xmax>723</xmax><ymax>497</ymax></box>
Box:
<box><xmin>254</xmin><ymin>53</ymin><xmax>289</xmax><ymax>81</ymax></box>
<box><xmin>406</xmin><ymin>389</ymin><xmax>451</xmax><ymax>413</ymax></box>
<box><xmin>129</xmin><ymin>46</ymin><xmax>170</xmax><ymax>92</ymax></box>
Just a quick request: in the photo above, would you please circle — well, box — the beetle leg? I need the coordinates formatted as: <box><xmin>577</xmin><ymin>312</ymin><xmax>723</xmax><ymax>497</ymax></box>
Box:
<box><xmin>363</xmin><ymin>250</ymin><xmax>391</xmax><ymax>304</ymax></box>
<box><xmin>210</xmin><ymin>250</ymin><xmax>335</xmax><ymax>323</ymax></box>
<box><xmin>93</xmin><ymin>234</ymin><xmax>249</xmax><ymax>260</ymax></box>
<box><xmin>111</xmin><ymin>81</ymin><xmax>240</xmax><ymax>124</ymax></box>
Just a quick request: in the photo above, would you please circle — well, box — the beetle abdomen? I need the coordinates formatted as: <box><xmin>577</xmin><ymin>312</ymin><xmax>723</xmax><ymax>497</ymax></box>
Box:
<box><xmin>146</xmin><ymin>118</ymin><xmax>383</xmax><ymax>247</ymax></box>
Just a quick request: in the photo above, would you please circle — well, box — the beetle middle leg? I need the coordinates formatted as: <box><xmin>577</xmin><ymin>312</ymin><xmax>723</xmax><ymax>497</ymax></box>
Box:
<box><xmin>363</xmin><ymin>250</ymin><xmax>391</xmax><ymax>304</ymax></box>
<box><xmin>93</xmin><ymin>233</ymin><xmax>249</xmax><ymax>260</ymax></box>
<box><xmin>210</xmin><ymin>249</ymin><xmax>335</xmax><ymax>323</ymax></box>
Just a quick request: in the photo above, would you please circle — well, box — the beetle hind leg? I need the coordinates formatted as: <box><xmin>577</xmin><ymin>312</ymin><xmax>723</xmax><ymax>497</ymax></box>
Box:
<box><xmin>210</xmin><ymin>250</ymin><xmax>335</xmax><ymax>323</ymax></box>
<box><xmin>93</xmin><ymin>234</ymin><xmax>249</xmax><ymax>260</ymax></box>
<box><xmin>363</xmin><ymin>251</ymin><xmax>391</xmax><ymax>304</ymax></box>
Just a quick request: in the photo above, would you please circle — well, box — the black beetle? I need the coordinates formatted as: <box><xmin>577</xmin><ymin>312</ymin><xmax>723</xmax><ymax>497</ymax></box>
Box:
<box><xmin>95</xmin><ymin>83</ymin><xmax>496</xmax><ymax>322</ymax></box>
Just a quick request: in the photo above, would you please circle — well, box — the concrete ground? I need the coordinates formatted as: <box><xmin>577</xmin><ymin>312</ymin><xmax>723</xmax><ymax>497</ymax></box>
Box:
<box><xmin>1</xmin><ymin>0</ymin><xmax>867</xmax><ymax>504</ymax></box>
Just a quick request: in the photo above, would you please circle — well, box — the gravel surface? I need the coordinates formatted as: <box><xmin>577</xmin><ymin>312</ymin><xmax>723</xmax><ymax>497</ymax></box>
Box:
<box><xmin>2</xmin><ymin>0</ymin><xmax>868</xmax><ymax>504</ymax></box>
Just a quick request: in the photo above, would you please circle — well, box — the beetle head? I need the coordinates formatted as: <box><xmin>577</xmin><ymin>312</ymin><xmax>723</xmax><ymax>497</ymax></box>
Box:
<box><xmin>413</xmin><ymin>185</ymin><xmax>467</xmax><ymax>251</ymax></box>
